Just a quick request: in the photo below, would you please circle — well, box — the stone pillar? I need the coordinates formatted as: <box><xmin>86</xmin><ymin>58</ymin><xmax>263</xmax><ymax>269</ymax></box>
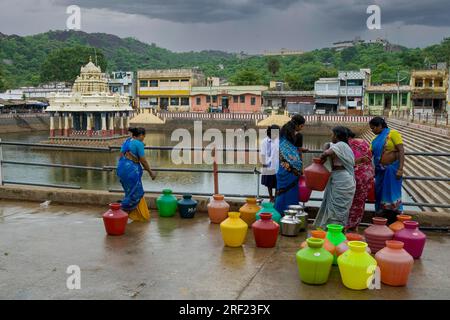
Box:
<box><xmin>114</xmin><ymin>112</ymin><xmax>121</xmax><ymax>135</ymax></box>
<box><xmin>87</xmin><ymin>113</ymin><xmax>93</xmax><ymax>137</ymax></box>
<box><xmin>64</xmin><ymin>113</ymin><xmax>70</xmax><ymax>137</ymax></box>
<box><xmin>120</xmin><ymin>112</ymin><xmax>125</xmax><ymax>135</ymax></box>
<box><xmin>58</xmin><ymin>114</ymin><xmax>63</xmax><ymax>136</ymax></box>
<box><xmin>49</xmin><ymin>113</ymin><xmax>55</xmax><ymax>137</ymax></box>
<box><xmin>124</xmin><ymin>112</ymin><xmax>130</xmax><ymax>133</ymax></box>
<box><xmin>109</xmin><ymin>112</ymin><xmax>114</xmax><ymax>137</ymax></box>
<box><xmin>101</xmin><ymin>113</ymin><xmax>107</xmax><ymax>137</ymax></box>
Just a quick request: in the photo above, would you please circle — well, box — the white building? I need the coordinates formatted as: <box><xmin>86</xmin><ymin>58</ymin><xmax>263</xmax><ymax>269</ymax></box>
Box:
<box><xmin>46</xmin><ymin>58</ymin><xmax>133</xmax><ymax>139</ymax></box>
<box><xmin>314</xmin><ymin>78</ymin><xmax>339</xmax><ymax>114</ymax></box>
<box><xmin>108</xmin><ymin>71</ymin><xmax>135</xmax><ymax>98</ymax></box>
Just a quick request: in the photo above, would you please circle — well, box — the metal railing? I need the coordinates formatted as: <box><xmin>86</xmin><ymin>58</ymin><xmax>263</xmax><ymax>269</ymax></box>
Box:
<box><xmin>390</xmin><ymin>110</ymin><xmax>449</xmax><ymax>127</ymax></box>
<box><xmin>0</xmin><ymin>139</ymin><xmax>449</xmax><ymax>209</ymax></box>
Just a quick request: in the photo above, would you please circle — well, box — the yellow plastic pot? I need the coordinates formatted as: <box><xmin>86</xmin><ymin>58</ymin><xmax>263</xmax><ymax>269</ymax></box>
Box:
<box><xmin>337</xmin><ymin>241</ymin><xmax>377</xmax><ymax>290</ymax></box>
<box><xmin>220</xmin><ymin>212</ymin><xmax>248</xmax><ymax>247</ymax></box>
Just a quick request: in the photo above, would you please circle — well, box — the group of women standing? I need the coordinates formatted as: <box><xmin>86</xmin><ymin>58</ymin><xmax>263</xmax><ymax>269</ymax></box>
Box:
<box><xmin>117</xmin><ymin>116</ymin><xmax>405</xmax><ymax>230</ymax></box>
<box><xmin>265</xmin><ymin>116</ymin><xmax>405</xmax><ymax>231</ymax></box>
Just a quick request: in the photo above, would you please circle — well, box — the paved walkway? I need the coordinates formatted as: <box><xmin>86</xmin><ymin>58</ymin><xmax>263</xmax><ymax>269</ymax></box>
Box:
<box><xmin>0</xmin><ymin>200</ymin><xmax>449</xmax><ymax>300</ymax></box>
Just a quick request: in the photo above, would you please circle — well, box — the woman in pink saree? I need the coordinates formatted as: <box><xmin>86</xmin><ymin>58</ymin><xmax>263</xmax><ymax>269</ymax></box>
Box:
<box><xmin>346</xmin><ymin>129</ymin><xmax>374</xmax><ymax>231</ymax></box>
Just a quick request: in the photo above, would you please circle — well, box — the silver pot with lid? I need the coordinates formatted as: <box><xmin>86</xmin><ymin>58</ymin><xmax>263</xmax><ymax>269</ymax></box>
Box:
<box><xmin>280</xmin><ymin>210</ymin><xmax>302</xmax><ymax>236</ymax></box>
<box><xmin>288</xmin><ymin>204</ymin><xmax>309</xmax><ymax>232</ymax></box>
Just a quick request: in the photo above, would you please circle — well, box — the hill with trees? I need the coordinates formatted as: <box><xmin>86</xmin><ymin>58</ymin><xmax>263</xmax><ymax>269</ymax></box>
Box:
<box><xmin>0</xmin><ymin>30</ymin><xmax>449</xmax><ymax>90</ymax></box>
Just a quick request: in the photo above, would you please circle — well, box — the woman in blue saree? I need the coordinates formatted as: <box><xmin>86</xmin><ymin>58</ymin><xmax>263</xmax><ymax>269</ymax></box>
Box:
<box><xmin>275</xmin><ymin>121</ymin><xmax>302</xmax><ymax>214</ymax></box>
<box><xmin>369</xmin><ymin>117</ymin><xmax>405</xmax><ymax>224</ymax></box>
<box><xmin>117</xmin><ymin>127</ymin><xmax>156</xmax><ymax>221</ymax></box>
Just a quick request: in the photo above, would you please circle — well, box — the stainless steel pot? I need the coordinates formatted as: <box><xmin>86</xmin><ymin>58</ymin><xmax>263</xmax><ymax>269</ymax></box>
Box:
<box><xmin>280</xmin><ymin>210</ymin><xmax>302</xmax><ymax>236</ymax></box>
<box><xmin>288</xmin><ymin>204</ymin><xmax>309</xmax><ymax>232</ymax></box>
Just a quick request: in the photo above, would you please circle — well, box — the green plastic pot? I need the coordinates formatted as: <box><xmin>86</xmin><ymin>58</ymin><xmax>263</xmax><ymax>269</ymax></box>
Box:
<box><xmin>156</xmin><ymin>189</ymin><xmax>178</xmax><ymax>217</ymax></box>
<box><xmin>296</xmin><ymin>238</ymin><xmax>333</xmax><ymax>285</ymax></box>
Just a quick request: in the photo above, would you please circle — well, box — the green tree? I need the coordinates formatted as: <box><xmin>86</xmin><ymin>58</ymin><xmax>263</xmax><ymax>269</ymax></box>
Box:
<box><xmin>341</xmin><ymin>47</ymin><xmax>358</xmax><ymax>64</ymax></box>
<box><xmin>0</xmin><ymin>66</ymin><xmax>6</xmax><ymax>91</ymax></box>
<box><xmin>266</xmin><ymin>57</ymin><xmax>280</xmax><ymax>76</ymax></box>
<box><xmin>230</xmin><ymin>68</ymin><xmax>264</xmax><ymax>85</ymax></box>
<box><xmin>39</xmin><ymin>46</ymin><xmax>108</xmax><ymax>83</ymax></box>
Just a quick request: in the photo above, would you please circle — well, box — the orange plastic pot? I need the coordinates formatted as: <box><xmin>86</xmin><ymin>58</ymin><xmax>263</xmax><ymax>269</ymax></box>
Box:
<box><xmin>301</xmin><ymin>230</ymin><xmax>336</xmax><ymax>256</ymax></box>
<box><xmin>389</xmin><ymin>215</ymin><xmax>412</xmax><ymax>232</ymax></box>
<box><xmin>336</xmin><ymin>233</ymin><xmax>371</xmax><ymax>257</ymax></box>
<box><xmin>375</xmin><ymin>240</ymin><xmax>414</xmax><ymax>286</ymax></box>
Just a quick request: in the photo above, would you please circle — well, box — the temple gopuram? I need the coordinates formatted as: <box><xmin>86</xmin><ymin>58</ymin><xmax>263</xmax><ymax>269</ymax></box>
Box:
<box><xmin>45</xmin><ymin>58</ymin><xmax>133</xmax><ymax>146</ymax></box>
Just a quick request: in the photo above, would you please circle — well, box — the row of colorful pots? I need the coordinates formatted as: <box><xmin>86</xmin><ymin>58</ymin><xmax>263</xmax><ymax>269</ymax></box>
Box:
<box><xmin>296</xmin><ymin>218</ymin><xmax>427</xmax><ymax>290</ymax></box>
<box><xmin>220</xmin><ymin>211</ymin><xmax>280</xmax><ymax>248</ymax></box>
<box><xmin>156</xmin><ymin>189</ymin><xmax>198</xmax><ymax>218</ymax></box>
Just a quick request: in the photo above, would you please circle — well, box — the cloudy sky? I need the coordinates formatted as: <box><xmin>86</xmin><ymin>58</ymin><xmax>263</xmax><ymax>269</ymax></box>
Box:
<box><xmin>0</xmin><ymin>0</ymin><xmax>449</xmax><ymax>53</ymax></box>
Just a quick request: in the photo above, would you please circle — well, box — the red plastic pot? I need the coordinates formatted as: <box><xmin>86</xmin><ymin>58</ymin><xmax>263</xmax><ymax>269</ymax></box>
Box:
<box><xmin>103</xmin><ymin>203</ymin><xmax>128</xmax><ymax>236</ymax></box>
<box><xmin>252</xmin><ymin>213</ymin><xmax>279</xmax><ymax>248</ymax></box>
<box><xmin>304</xmin><ymin>158</ymin><xmax>331</xmax><ymax>191</ymax></box>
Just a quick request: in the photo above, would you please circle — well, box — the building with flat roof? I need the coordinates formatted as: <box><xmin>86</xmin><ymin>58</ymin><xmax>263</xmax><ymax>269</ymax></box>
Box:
<box><xmin>190</xmin><ymin>85</ymin><xmax>267</xmax><ymax>113</ymax></box>
<box><xmin>365</xmin><ymin>84</ymin><xmax>411</xmax><ymax>116</ymax></box>
<box><xmin>262</xmin><ymin>90</ymin><xmax>315</xmax><ymax>114</ymax></box>
<box><xmin>338</xmin><ymin>69</ymin><xmax>371</xmax><ymax>115</ymax></box>
<box><xmin>137</xmin><ymin>68</ymin><xmax>205</xmax><ymax>112</ymax></box>
<box><xmin>108</xmin><ymin>71</ymin><xmax>135</xmax><ymax>98</ymax></box>
<box><xmin>314</xmin><ymin>78</ymin><xmax>339</xmax><ymax>114</ymax></box>
<box><xmin>410</xmin><ymin>68</ymin><xmax>448</xmax><ymax>114</ymax></box>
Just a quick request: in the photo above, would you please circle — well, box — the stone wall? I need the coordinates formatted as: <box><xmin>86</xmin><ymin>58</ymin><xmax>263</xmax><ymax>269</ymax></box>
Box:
<box><xmin>0</xmin><ymin>114</ymin><xmax>49</xmax><ymax>134</ymax></box>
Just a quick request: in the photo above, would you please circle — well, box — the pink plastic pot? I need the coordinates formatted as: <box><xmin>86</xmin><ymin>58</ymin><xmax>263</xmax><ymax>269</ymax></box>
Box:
<box><xmin>394</xmin><ymin>221</ymin><xmax>426</xmax><ymax>259</ymax></box>
<box><xmin>298</xmin><ymin>175</ymin><xmax>312</xmax><ymax>203</ymax></box>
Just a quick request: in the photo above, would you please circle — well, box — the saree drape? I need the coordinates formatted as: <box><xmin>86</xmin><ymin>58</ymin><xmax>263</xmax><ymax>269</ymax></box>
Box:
<box><xmin>372</xmin><ymin>128</ymin><xmax>403</xmax><ymax>213</ymax></box>
<box><xmin>314</xmin><ymin>142</ymin><xmax>356</xmax><ymax>229</ymax></box>
<box><xmin>117</xmin><ymin>138</ymin><xmax>145</xmax><ymax>212</ymax></box>
<box><xmin>274</xmin><ymin>137</ymin><xmax>302</xmax><ymax>214</ymax></box>
<box><xmin>347</xmin><ymin>138</ymin><xmax>375</xmax><ymax>229</ymax></box>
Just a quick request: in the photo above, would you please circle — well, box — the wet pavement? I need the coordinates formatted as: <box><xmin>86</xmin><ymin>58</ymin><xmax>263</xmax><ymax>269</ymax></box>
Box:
<box><xmin>0</xmin><ymin>199</ymin><xmax>449</xmax><ymax>300</ymax></box>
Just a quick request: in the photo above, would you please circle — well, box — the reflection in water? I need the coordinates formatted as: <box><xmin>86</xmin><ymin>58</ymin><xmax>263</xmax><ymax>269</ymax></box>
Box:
<box><xmin>1</xmin><ymin>131</ymin><xmax>329</xmax><ymax>195</ymax></box>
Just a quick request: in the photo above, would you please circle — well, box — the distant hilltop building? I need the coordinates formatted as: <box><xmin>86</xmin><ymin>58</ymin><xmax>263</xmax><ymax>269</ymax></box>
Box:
<box><xmin>332</xmin><ymin>37</ymin><xmax>402</xmax><ymax>52</ymax></box>
<box><xmin>263</xmin><ymin>48</ymin><xmax>305</xmax><ymax>56</ymax></box>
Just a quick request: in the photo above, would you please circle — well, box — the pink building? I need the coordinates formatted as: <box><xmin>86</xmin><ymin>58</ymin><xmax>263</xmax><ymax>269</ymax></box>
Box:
<box><xmin>190</xmin><ymin>85</ymin><xmax>268</xmax><ymax>113</ymax></box>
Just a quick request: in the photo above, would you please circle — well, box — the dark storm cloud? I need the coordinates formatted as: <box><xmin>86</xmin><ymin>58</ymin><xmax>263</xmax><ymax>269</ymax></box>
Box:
<box><xmin>57</xmin><ymin>0</ymin><xmax>302</xmax><ymax>23</ymax></box>
<box><xmin>302</xmin><ymin>0</ymin><xmax>450</xmax><ymax>29</ymax></box>
<box><xmin>57</xmin><ymin>0</ymin><xmax>450</xmax><ymax>28</ymax></box>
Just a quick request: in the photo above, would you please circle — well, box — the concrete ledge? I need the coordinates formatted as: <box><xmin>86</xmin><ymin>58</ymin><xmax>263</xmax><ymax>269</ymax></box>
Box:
<box><xmin>0</xmin><ymin>184</ymin><xmax>246</xmax><ymax>213</ymax></box>
<box><xmin>0</xmin><ymin>185</ymin><xmax>449</xmax><ymax>227</ymax></box>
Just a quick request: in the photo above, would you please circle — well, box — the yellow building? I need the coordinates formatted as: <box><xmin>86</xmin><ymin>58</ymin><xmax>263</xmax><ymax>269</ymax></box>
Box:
<box><xmin>137</xmin><ymin>68</ymin><xmax>205</xmax><ymax>112</ymax></box>
<box><xmin>410</xmin><ymin>68</ymin><xmax>448</xmax><ymax>113</ymax></box>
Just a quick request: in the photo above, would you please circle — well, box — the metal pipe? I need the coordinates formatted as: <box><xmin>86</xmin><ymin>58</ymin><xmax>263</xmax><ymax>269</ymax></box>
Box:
<box><xmin>2</xmin><ymin>161</ymin><xmax>447</xmax><ymax>181</ymax></box>
<box><xmin>103</xmin><ymin>166</ymin><xmax>257</xmax><ymax>174</ymax></box>
<box><xmin>213</xmin><ymin>146</ymin><xmax>219</xmax><ymax>195</ymax></box>
<box><xmin>1</xmin><ymin>141</ymin><xmax>449</xmax><ymax>157</ymax></box>
<box><xmin>0</xmin><ymin>141</ymin><xmax>111</xmax><ymax>152</ymax></box>
<box><xmin>2</xmin><ymin>160</ymin><xmax>112</xmax><ymax>171</ymax></box>
<box><xmin>3</xmin><ymin>180</ymin><xmax>81</xmax><ymax>189</ymax></box>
